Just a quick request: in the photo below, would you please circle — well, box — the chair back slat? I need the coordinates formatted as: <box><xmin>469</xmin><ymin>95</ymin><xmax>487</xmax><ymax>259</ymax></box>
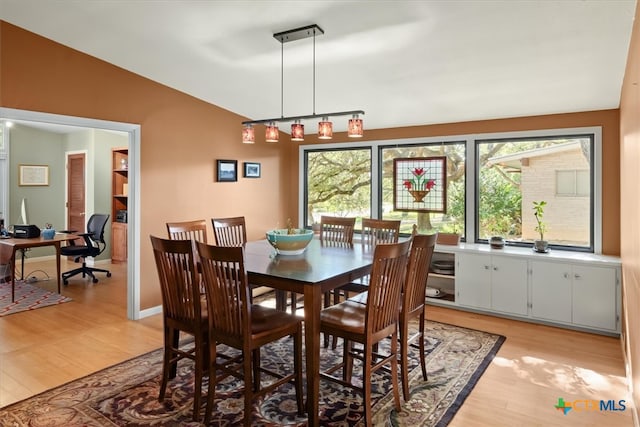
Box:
<box><xmin>212</xmin><ymin>217</ymin><xmax>247</xmax><ymax>246</ymax></box>
<box><xmin>361</xmin><ymin>218</ymin><xmax>401</xmax><ymax>248</ymax></box>
<box><xmin>196</xmin><ymin>242</ymin><xmax>250</xmax><ymax>343</ymax></box>
<box><xmin>403</xmin><ymin>233</ymin><xmax>437</xmax><ymax>315</ymax></box>
<box><xmin>166</xmin><ymin>219</ymin><xmax>208</xmax><ymax>243</ymax></box>
<box><xmin>365</xmin><ymin>239</ymin><xmax>411</xmax><ymax>339</ymax></box>
<box><xmin>320</xmin><ymin>216</ymin><xmax>355</xmax><ymax>246</ymax></box>
<box><xmin>150</xmin><ymin>236</ymin><xmax>202</xmax><ymax>323</ymax></box>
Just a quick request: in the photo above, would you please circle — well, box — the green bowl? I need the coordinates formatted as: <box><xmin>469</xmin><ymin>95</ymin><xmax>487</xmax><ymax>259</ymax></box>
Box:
<box><xmin>266</xmin><ymin>229</ymin><xmax>314</xmax><ymax>255</ymax></box>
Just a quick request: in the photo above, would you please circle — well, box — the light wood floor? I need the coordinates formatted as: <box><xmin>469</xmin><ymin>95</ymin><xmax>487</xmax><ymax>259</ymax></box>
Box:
<box><xmin>0</xmin><ymin>257</ymin><xmax>634</xmax><ymax>426</ymax></box>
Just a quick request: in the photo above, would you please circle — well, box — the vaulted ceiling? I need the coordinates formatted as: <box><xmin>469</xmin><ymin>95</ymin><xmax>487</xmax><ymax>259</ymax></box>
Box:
<box><xmin>0</xmin><ymin>0</ymin><xmax>636</xmax><ymax>133</ymax></box>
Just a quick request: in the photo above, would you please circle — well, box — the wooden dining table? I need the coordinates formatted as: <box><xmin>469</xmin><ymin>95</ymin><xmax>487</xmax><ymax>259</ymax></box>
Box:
<box><xmin>243</xmin><ymin>238</ymin><xmax>373</xmax><ymax>426</ymax></box>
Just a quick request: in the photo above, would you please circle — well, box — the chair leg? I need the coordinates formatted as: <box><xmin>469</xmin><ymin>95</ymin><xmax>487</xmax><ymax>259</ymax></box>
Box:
<box><xmin>204</xmin><ymin>342</ymin><xmax>218</xmax><ymax>425</ymax></box>
<box><xmin>363</xmin><ymin>342</ymin><xmax>373</xmax><ymax>427</ymax></box>
<box><xmin>192</xmin><ymin>334</ymin><xmax>204</xmax><ymax>422</ymax></box>
<box><xmin>390</xmin><ymin>332</ymin><xmax>402</xmax><ymax>412</ymax></box>
<box><xmin>252</xmin><ymin>349</ymin><xmax>261</xmax><ymax>393</ymax></box>
<box><xmin>159</xmin><ymin>327</ymin><xmax>179</xmax><ymax>401</ymax></box>
<box><xmin>419</xmin><ymin>314</ymin><xmax>428</xmax><ymax>381</ymax></box>
<box><xmin>400</xmin><ymin>319</ymin><xmax>411</xmax><ymax>402</ymax></box>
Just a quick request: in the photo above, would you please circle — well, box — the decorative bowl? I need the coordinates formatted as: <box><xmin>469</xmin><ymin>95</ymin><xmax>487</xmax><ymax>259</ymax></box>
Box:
<box><xmin>266</xmin><ymin>229</ymin><xmax>314</xmax><ymax>255</ymax></box>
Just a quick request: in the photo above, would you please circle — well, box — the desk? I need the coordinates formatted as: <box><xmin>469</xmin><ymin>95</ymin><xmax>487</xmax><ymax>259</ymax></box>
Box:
<box><xmin>244</xmin><ymin>239</ymin><xmax>373</xmax><ymax>426</ymax></box>
<box><xmin>0</xmin><ymin>234</ymin><xmax>77</xmax><ymax>302</ymax></box>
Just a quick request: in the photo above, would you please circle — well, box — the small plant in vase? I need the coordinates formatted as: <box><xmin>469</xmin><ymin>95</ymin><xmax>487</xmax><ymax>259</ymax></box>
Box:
<box><xmin>532</xmin><ymin>200</ymin><xmax>549</xmax><ymax>253</ymax></box>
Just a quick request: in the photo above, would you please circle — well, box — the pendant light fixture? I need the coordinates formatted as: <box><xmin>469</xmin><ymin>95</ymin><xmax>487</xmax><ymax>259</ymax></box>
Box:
<box><xmin>347</xmin><ymin>114</ymin><xmax>363</xmax><ymax>138</ymax></box>
<box><xmin>291</xmin><ymin>120</ymin><xmax>304</xmax><ymax>141</ymax></box>
<box><xmin>265</xmin><ymin>121</ymin><xmax>279</xmax><ymax>143</ymax></box>
<box><xmin>318</xmin><ymin>117</ymin><xmax>333</xmax><ymax>139</ymax></box>
<box><xmin>242</xmin><ymin>124</ymin><xmax>255</xmax><ymax>144</ymax></box>
<box><xmin>241</xmin><ymin>24</ymin><xmax>364</xmax><ymax>143</ymax></box>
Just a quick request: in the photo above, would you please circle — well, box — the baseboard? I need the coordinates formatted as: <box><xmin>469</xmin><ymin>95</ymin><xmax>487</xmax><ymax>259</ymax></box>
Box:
<box><xmin>139</xmin><ymin>304</ymin><xmax>162</xmax><ymax>319</ymax></box>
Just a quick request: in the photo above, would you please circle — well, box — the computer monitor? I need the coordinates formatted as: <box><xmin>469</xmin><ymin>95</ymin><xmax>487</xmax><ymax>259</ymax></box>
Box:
<box><xmin>19</xmin><ymin>198</ymin><xmax>28</xmax><ymax>225</ymax></box>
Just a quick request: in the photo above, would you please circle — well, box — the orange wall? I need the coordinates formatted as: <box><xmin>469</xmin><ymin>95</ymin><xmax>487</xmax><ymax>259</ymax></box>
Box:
<box><xmin>619</xmin><ymin>3</ymin><xmax>640</xmax><ymax>418</ymax></box>
<box><xmin>0</xmin><ymin>21</ymin><xmax>292</xmax><ymax>310</ymax></box>
<box><xmin>287</xmin><ymin>110</ymin><xmax>621</xmax><ymax>255</ymax></box>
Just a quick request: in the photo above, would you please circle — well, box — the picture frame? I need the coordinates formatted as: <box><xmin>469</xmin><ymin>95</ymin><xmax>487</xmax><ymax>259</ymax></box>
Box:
<box><xmin>243</xmin><ymin>162</ymin><xmax>261</xmax><ymax>178</ymax></box>
<box><xmin>19</xmin><ymin>164</ymin><xmax>49</xmax><ymax>186</ymax></box>
<box><xmin>216</xmin><ymin>159</ymin><xmax>237</xmax><ymax>182</ymax></box>
<box><xmin>393</xmin><ymin>156</ymin><xmax>447</xmax><ymax>213</ymax></box>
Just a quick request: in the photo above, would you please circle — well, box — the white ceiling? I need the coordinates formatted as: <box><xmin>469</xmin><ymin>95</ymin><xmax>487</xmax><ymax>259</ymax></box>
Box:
<box><xmin>0</xmin><ymin>0</ymin><xmax>637</xmax><ymax>134</ymax></box>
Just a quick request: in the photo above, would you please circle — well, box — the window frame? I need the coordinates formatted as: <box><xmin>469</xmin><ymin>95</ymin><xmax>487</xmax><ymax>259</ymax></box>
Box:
<box><xmin>299</xmin><ymin>126</ymin><xmax>602</xmax><ymax>253</ymax></box>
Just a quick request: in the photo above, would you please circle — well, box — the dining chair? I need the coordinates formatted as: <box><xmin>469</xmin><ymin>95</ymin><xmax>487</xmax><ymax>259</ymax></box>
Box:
<box><xmin>342</xmin><ymin>218</ymin><xmax>402</xmax><ymax>294</ymax></box>
<box><xmin>211</xmin><ymin>215</ymin><xmax>294</xmax><ymax>311</ymax></box>
<box><xmin>319</xmin><ymin>215</ymin><xmax>356</xmax><ymax>246</ymax></box>
<box><xmin>328</xmin><ymin>218</ymin><xmax>402</xmax><ymax>349</ymax></box>
<box><xmin>150</xmin><ymin>235</ymin><xmax>208</xmax><ymax>422</ymax></box>
<box><xmin>319</xmin><ymin>239</ymin><xmax>411</xmax><ymax>426</ymax></box>
<box><xmin>398</xmin><ymin>231</ymin><xmax>437</xmax><ymax>401</ymax></box>
<box><xmin>166</xmin><ymin>219</ymin><xmax>208</xmax><ymax>243</ymax></box>
<box><xmin>211</xmin><ymin>216</ymin><xmax>247</xmax><ymax>246</ymax></box>
<box><xmin>196</xmin><ymin>242</ymin><xmax>304</xmax><ymax>426</ymax></box>
<box><xmin>319</xmin><ymin>215</ymin><xmax>357</xmax><ymax>345</ymax></box>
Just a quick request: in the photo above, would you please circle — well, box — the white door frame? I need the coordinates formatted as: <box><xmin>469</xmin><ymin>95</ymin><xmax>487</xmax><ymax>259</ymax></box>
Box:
<box><xmin>0</xmin><ymin>108</ymin><xmax>142</xmax><ymax>320</ymax></box>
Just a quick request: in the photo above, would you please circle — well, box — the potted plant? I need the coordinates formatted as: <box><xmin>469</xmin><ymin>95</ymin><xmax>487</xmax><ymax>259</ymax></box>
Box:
<box><xmin>532</xmin><ymin>200</ymin><xmax>548</xmax><ymax>253</ymax></box>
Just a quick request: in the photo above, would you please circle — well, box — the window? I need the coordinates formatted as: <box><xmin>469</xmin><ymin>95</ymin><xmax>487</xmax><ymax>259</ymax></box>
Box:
<box><xmin>556</xmin><ymin>170</ymin><xmax>589</xmax><ymax>197</ymax></box>
<box><xmin>301</xmin><ymin>128</ymin><xmax>599</xmax><ymax>252</ymax></box>
<box><xmin>304</xmin><ymin>148</ymin><xmax>371</xmax><ymax>228</ymax></box>
<box><xmin>478</xmin><ymin>134</ymin><xmax>594</xmax><ymax>250</ymax></box>
<box><xmin>380</xmin><ymin>143</ymin><xmax>466</xmax><ymax>236</ymax></box>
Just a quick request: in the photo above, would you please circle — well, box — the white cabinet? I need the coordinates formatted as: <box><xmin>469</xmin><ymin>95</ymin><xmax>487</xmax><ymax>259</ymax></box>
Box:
<box><xmin>456</xmin><ymin>253</ymin><xmax>528</xmax><ymax>315</ymax></box>
<box><xmin>491</xmin><ymin>255</ymin><xmax>528</xmax><ymax>315</ymax></box>
<box><xmin>530</xmin><ymin>260</ymin><xmax>618</xmax><ymax>332</ymax></box>
<box><xmin>572</xmin><ymin>265</ymin><xmax>617</xmax><ymax>331</ymax></box>
<box><xmin>456</xmin><ymin>253</ymin><xmax>491</xmax><ymax>309</ymax></box>
<box><xmin>530</xmin><ymin>261</ymin><xmax>572</xmax><ymax>323</ymax></box>
<box><xmin>428</xmin><ymin>243</ymin><xmax>621</xmax><ymax>335</ymax></box>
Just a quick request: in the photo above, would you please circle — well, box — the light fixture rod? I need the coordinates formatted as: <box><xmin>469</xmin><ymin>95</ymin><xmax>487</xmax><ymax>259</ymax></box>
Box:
<box><xmin>242</xmin><ymin>110</ymin><xmax>365</xmax><ymax>126</ymax></box>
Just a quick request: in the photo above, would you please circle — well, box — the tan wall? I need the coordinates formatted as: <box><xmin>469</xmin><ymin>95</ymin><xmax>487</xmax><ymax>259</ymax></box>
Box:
<box><xmin>287</xmin><ymin>109</ymin><xmax>621</xmax><ymax>255</ymax></box>
<box><xmin>0</xmin><ymin>21</ymin><xmax>292</xmax><ymax>310</ymax></box>
<box><xmin>619</xmin><ymin>3</ymin><xmax>640</xmax><ymax>420</ymax></box>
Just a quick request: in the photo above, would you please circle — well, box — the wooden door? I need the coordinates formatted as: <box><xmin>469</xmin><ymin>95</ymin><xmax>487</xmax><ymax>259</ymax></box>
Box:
<box><xmin>67</xmin><ymin>153</ymin><xmax>86</xmax><ymax>233</ymax></box>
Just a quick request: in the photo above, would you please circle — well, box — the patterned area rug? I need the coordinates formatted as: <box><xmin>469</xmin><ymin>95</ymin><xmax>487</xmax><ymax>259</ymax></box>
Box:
<box><xmin>0</xmin><ymin>320</ymin><xmax>504</xmax><ymax>426</ymax></box>
<box><xmin>0</xmin><ymin>281</ymin><xmax>72</xmax><ymax>317</ymax></box>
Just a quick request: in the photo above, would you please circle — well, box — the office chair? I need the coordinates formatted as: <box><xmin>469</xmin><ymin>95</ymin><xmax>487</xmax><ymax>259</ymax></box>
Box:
<box><xmin>61</xmin><ymin>213</ymin><xmax>112</xmax><ymax>284</ymax></box>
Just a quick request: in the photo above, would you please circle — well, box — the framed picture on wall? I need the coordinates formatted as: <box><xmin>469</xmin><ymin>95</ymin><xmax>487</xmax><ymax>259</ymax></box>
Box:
<box><xmin>19</xmin><ymin>164</ymin><xmax>49</xmax><ymax>186</ymax></box>
<box><xmin>216</xmin><ymin>159</ymin><xmax>237</xmax><ymax>182</ymax></box>
<box><xmin>243</xmin><ymin>162</ymin><xmax>261</xmax><ymax>178</ymax></box>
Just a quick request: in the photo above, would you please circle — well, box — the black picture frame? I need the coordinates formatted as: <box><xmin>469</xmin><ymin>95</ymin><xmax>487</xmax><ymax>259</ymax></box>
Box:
<box><xmin>243</xmin><ymin>162</ymin><xmax>261</xmax><ymax>178</ymax></box>
<box><xmin>216</xmin><ymin>159</ymin><xmax>237</xmax><ymax>182</ymax></box>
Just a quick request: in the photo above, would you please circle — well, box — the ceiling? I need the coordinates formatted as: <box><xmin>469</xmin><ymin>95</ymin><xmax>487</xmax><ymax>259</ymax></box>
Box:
<box><xmin>0</xmin><ymin>0</ymin><xmax>637</xmax><ymax>134</ymax></box>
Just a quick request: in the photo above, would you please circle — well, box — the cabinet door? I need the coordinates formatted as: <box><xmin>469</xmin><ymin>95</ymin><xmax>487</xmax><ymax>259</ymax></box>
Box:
<box><xmin>112</xmin><ymin>222</ymin><xmax>128</xmax><ymax>262</ymax></box>
<box><xmin>456</xmin><ymin>253</ymin><xmax>491</xmax><ymax>309</ymax></box>
<box><xmin>572</xmin><ymin>265</ymin><xmax>617</xmax><ymax>331</ymax></box>
<box><xmin>491</xmin><ymin>255</ymin><xmax>528</xmax><ymax>315</ymax></box>
<box><xmin>530</xmin><ymin>260</ymin><xmax>572</xmax><ymax>323</ymax></box>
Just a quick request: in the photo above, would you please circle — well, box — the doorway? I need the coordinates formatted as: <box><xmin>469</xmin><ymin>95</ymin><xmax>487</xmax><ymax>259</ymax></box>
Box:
<box><xmin>66</xmin><ymin>152</ymin><xmax>86</xmax><ymax>234</ymax></box>
<box><xmin>0</xmin><ymin>107</ymin><xmax>141</xmax><ymax>320</ymax></box>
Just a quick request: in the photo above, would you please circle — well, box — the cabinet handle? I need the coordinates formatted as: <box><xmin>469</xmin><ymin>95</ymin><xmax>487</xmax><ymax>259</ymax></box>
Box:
<box><xmin>493</xmin><ymin>266</ymin><xmax>498</xmax><ymax>271</ymax></box>
<box><xmin>484</xmin><ymin>265</ymin><xmax>490</xmax><ymax>270</ymax></box>
<box><xmin>574</xmin><ymin>274</ymin><xmax>581</xmax><ymax>280</ymax></box>
<box><xmin>563</xmin><ymin>272</ymin><xmax>569</xmax><ymax>279</ymax></box>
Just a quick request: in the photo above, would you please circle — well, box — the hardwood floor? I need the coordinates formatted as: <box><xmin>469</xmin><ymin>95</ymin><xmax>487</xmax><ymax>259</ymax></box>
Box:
<box><xmin>0</xmin><ymin>257</ymin><xmax>633</xmax><ymax>426</ymax></box>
